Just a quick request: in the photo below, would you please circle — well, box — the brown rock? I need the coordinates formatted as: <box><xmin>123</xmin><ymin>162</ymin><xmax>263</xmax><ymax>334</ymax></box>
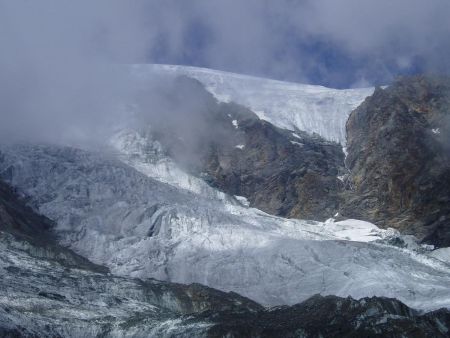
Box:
<box><xmin>341</xmin><ymin>75</ymin><xmax>450</xmax><ymax>246</ymax></box>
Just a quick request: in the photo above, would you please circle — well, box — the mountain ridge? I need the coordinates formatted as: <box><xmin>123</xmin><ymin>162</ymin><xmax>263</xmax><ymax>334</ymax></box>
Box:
<box><xmin>342</xmin><ymin>75</ymin><xmax>450</xmax><ymax>247</ymax></box>
<box><xmin>1</xmin><ymin>66</ymin><xmax>450</xmax><ymax>336</ymax></box>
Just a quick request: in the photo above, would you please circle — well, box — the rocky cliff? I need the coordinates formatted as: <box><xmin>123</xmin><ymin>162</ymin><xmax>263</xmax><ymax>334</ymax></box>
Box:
<box><xmin>148</xmin><ymin>76</ymin><xmax>345</xmax><ymax>221</ymax></box>
<box><xmin>342</xmin><ymin>75</ymin><xmax>450</xmax><ymax>247</ymax></box>
<box><xmin>147</xmin><ymin>74</ymin><xmax>450</xmax><ymax>246</ymax></box>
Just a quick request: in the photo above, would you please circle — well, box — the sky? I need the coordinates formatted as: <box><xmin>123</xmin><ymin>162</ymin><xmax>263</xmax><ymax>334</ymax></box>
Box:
<box><xmin>146</xmin><ymin>0</ymin><xmax>450</xmax><ymax>88</ymax></box>
<box><xmin>0</xmin><ymin>0</ymin><xmax>449</xmax><ymax>144</ymax></box>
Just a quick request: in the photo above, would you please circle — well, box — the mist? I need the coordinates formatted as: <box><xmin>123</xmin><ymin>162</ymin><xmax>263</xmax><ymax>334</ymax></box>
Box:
<box><xmin>1</xmin><ymin>1</ymin><xmax>449</xmax><ymax>147</ymax></box>
<box><xmin>0</xmin><ymin>1</ymin><xmax>151</xmax><ymax>146</ymax></box>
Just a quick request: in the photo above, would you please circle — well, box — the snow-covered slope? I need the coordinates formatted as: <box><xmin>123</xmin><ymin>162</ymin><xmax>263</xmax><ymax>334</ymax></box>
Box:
<box><xmin>2</xmin><ymin>143</ymin><xmax>450</xmax><ymax>311</ymax></box>
<box><xmin>3</xmin><ymin>229</ymin><xmax>449</xmax><ymax>337</ymax></box>
<box><xmin>0</xmin><ymin>233</ymin><xmax>205</xmax><ymax>337</ymax></box>
<box><xmin>134</xmin><ymin>64</ymin><xmax>374</xmax><ymax>144</ymax></box>
<box><xmin>109</xmin><ymin>129</ymin><xmax>233</xmax><ymax>203</ymax></box>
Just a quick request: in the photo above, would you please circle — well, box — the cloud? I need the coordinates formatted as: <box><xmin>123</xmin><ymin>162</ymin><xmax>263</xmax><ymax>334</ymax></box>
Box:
<box><xmin>0</xmin><ymin>0</ymin><xmax>449</xmax><ymax>146</ymax></box>
<box><xmin>0</xmin><ymin>0</ymin><xmax>151</xmax><ymax>145</ymax></box>
<box><xmin>146</xmin><ymin>0</ymin><xmax>450</xmax><ymax>86</ymax></box>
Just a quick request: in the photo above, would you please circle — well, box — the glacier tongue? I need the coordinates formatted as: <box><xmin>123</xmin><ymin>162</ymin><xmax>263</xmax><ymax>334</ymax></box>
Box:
<box><xmin>135</xmin><ymin>64</ymin><xmax>374</xmax><ymax>144</ymax></box>
<box><xmin>109</xmin><ymin>129</ymin><xmax>233</xmax><ymax>204</ymax></box>
<box><xmin>1</xmin><ymin>143</ymin><xmax>450</xmax><ymax>311</ymax></box>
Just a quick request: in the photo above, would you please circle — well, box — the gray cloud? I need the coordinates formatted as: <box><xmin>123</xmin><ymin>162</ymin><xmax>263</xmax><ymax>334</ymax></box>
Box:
<box><xmin>146</xmin><ymin>0</ymin><xmax>450</xmax><ymax>85</ymax></box>
<box><xmin>302</xmin><ymin>0</ymin><xmax>450</xmax><ymax>66</ymax></box>
<box><xmin>0</xmin><ymin>1</ymin><xmax>151</xmax><ymax>145</ymax></box>
<box><xmin>1</xmin><ymin>1</ymin><xmax>449</xmax><ymax>146</ymax></box>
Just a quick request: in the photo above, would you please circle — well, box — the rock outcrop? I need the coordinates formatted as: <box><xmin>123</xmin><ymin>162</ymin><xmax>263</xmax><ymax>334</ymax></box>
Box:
<box><xmin>342</xmin><ymin>76</ymin><xmax>450</xmax><ymax>247</ymax></box>
<box><xmin>0</xmin><ymin>179</ymin><xmax>108</xmax><ymax>273</ymax></box>
<box><xmin>207</xmin><ymin>294</ymin><xmax>450</xmax><ymax>338</ymax></box>
<box><xmin>147</xmin><ymin>76</ymin><xmax>345</xmax><ymax>221</ymax></box>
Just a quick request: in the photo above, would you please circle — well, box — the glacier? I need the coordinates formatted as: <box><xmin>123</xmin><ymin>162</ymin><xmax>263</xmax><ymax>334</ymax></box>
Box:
<box><xmin>1</xmin><ymin>142</ymin><xmax>450</xmax><ymax>312</ymax></box>
<box><xmin>3</xmin><ymin>228</ymin><xmax>448</xmax><ymax>337</ymax></box>
<box><xmin>134</xmin><ymin>64</ymin><xmax>374</xmax><ymax>144</ymax></box>
<box><xmin>0</xmin><ymin>231</ymin><xmax>220</xmax><ymax>337</ymax></box>
<box><xmin>1</xmin><ymin>65</ymin><xmax>449</xmax><ymax>318</ymax></box>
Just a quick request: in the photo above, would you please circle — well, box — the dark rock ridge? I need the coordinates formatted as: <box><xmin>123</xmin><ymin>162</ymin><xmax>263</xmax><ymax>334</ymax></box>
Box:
<box><xmin>341</xmin><ymin>75</ymin><xmax>450</xmax><ymax>247</ymax></box>
<box><xmin>205</xmin><ymin>294</ymin><xmax>450</xmax><ymax>338</ymax></box>
<box><xmin>144</xmin><ymin>76</ymin><xmax>345</xmax><ymax>221</ymax></box>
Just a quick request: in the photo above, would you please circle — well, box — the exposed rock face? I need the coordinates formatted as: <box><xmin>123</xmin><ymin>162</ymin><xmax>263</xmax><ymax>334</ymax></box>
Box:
<box><xmin>207</xmin><ymin>295</ymin><xmax>450</xmax><ymax>338</ymax></box>
<box><xmin>149</xmin><ymin>76</ymin><xmax>345</xmax><ymax>220</ymax></box>
<box><xmin>0</xmin><ymin>179</ymin><xmax>52</xmax><ymax>237</ymax></box>
<box><xmin>342</xmin><ymin>76</ymin><xmax>450</xmax><ymax>246</ymax></box>
<box><xmin>200</xmin><ymin>117</ymin><xmax>344</xmax><ymax>221</ymax></box>
<box><xmin>0</xmin><ymin>179</ymin><xmax>108</xmax><ymax>273</ymax></box>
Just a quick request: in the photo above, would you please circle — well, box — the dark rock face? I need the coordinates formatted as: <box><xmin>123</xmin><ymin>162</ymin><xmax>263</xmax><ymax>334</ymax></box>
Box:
<box><xmin>342</xmin><ymin>76</ymin><xmax>450</xmax><ymax>246</ymax></box>
<box><xmin>200</xmin><ymin>118</ymin><xmax>344</xmax><ymax>221</ymax></box>
<box><xmin>0</xmin><ymin>179</ymin><xmax>108</xmax><ymax>273</ymax></box>
<box><xmin>205</xmin><ymin>295</ymin><xmax>450</xmax><ymax>338</ymax></box>
<box><xmin>0</xmin><ymin>179</ymin><xmax>53</xmax><ymax>238</ymax></box>
<box><xmin>147</xmin><ymin>76</ymin><xmax>345</xmax><ymax>221</ymax></box>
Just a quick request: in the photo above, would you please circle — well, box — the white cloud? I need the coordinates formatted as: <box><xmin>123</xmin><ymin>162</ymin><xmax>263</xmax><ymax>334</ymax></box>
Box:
<box><xmin>0</xmin><ymin>0</ymin><xmax>449</xmax><ymax>145</ymax></box>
